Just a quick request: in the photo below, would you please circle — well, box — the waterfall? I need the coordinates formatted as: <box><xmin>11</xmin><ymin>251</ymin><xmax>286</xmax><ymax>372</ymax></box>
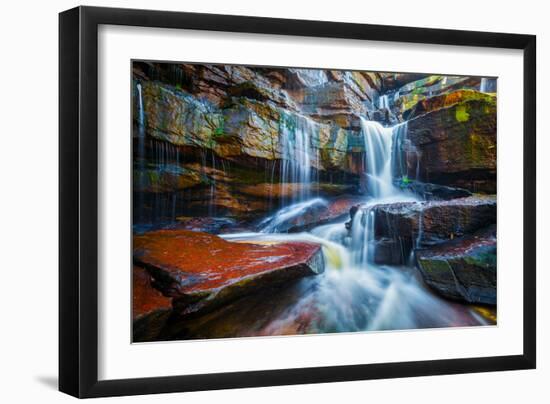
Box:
<box><xmin>480</xmin><ymin>78</ymin><xmax>488</xmax><ymax>93</ymax></box>
<box><xmin>350</xmin><ymin>206</ymin><xmax>376</xmax><ymax>266</ymax></box>
<box><xmin>279</xmin><ymin>115</ymin><xmax>316</xmax><ymax>204</ymax></box>
<box><xmin>137</xmin><ymin>83</ymin><xmax>145</xmax><ymax>138</ymax></box>
<box><xmin>359</xmin><ymin>118</ymin><xmax>400</xmax><ymax>198</ymax></box>
<box><xmin>378</xmin><ymin>95</ymin><xmax>390</xmax><ymax>109</ymax></box>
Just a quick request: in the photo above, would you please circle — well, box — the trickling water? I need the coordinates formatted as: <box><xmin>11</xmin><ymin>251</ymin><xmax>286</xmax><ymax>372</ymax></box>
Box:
<box><xmin>279</xmin><ymin>114</ymin><xmax>317</xmax><ymax>204</ymax></box>
<box><xmin>136</xmin><ymin>83</ymin><xmax>145</xmax><ymax>138</ymax></box>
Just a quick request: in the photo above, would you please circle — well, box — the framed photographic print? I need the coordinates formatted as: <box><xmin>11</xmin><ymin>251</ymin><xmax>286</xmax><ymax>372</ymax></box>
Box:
<box><xmin>59</xmin><ymin>6</ymin><xmax>536</xmax><ymax>398</ymax></box>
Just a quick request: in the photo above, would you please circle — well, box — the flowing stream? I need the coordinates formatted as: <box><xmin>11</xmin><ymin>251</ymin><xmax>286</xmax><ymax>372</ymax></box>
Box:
<box><xmin>221</xmin><ymin>118</ymin><xmax>489</xmax><ymax>334</ymax></box>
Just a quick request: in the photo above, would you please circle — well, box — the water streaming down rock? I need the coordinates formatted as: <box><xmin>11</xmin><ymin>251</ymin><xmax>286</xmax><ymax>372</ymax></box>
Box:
<box><xmin>392</xmin><ymin>121</ymin><xmax>421</xmax><ymax>181</ymax></box>
<box><xmin>279</xmin><ymin>114</ymin><xmax>317</xmax><ymax>204</ymax></box>
<box><xmin>359</xmin><ymin>118</ymin><xmax>401</xmax><ymax>198</ymax></box>
<box><xmin>350</xmin><ymin>205</ymin><xmax>376</xmax><ymax>266</ymax></box>
<box><xmin>378</xmin><ymin>94</ymin><xmax>390</xmax><ymax>109</ymax></box>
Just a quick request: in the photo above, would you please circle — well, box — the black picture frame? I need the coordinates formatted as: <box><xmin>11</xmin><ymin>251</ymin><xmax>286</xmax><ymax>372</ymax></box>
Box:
<box><xmin>59</xmin><ymin>5</ymin><xmax>536</xmax><ymax>398</ymax></box>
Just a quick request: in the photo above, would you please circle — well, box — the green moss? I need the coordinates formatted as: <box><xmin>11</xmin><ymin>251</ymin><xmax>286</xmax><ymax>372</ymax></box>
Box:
<box><xmin>213</xmin><ymin>116</ymin><xmax>225</xmax><ymax>137</ymax></box>
<box><xmin>455</xmin><ymin>104</ymin><xmax>470</xmax><ymax>122</ymax></box>
<box><xmin>418</xmin><ymin>258</ymin><xmax>452</xmax><ymax>277</ymax></box>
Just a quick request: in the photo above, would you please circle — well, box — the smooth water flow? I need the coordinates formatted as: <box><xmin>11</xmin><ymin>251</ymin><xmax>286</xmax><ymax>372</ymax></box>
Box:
<box><xmin>360</xmin><ymin>118</ymin><xmax>401</xmax><ymax>198</ymax></box>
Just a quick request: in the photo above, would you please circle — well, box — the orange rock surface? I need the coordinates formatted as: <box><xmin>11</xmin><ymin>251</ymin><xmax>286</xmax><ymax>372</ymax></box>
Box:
<box><xmin>133</xmin><ymin>230</ymin><xmax>324</xmax><ymax>313</ymax></box>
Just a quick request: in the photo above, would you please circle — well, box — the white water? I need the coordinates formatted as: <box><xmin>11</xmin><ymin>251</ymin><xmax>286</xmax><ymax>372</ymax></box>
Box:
<box><xmin>360</xmin><ymin>118</ymin><xmax>401</xmax><ymax>198</ymax></box>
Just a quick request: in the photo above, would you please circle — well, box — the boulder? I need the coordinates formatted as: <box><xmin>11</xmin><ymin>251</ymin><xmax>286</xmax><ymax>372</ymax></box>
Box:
<box><xmin>133</xmin><ymin>266</ymin><xmax>172</xmax><ymax>342</ymax></box>
<box><xmin>416</xmin><ymin>225</ymin><xmax>496</xmax><ymax>305</ymax></box>
<box><xmin>133</xmin><ymin>230</ymin><xmax>325</xmax><ymax>316</ymax></box>
<box><xmin>405</xmin><ymin>97</ymin><xmax>497</xmax><ymax>193</ymax></box>
<box><xmin>374</xmin><ymin>195</ymin><xmax>496</xmax><ymax>246</ymax></box>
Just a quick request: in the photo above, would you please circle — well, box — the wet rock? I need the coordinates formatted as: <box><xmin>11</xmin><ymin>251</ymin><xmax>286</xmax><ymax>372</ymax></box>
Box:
<box><xmin>405</xmin><ymin>97</ymin><xmax>497</xmax><ymax>193</ymax></box>
<box><xmin>397</xmin><ymin>180</ymin><xmax>472</xmax><ymax>201</ymax></box>
<box><xmin>374</xmin><ymin>195</ymin><xmax>496</xmax><ymax>246</ymax></box>
<box><xmin>133</xmin><ymin>164</ymin><xmax>201</xmax><ymax>193</ymax></box>
<box><xmin>133</xmin><ymin>266</ymin><xmax>172</xmax><ymax>342</ymax></box>
<box><xmin>133</xmin><ymin>230</ymin><xmax>325</xmax><ymax>316</ymax></box>
<box><xmin>416</xmin><ymin>225</ymin><xmax>496</xmax><ymax>305</ymax></box>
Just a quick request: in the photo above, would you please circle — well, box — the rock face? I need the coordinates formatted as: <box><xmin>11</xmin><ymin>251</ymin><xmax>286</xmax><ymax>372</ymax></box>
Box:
<box><xmin>404</xmin><ymin>96</ymin><xmax>496</xmax><ymax>193</ymax></box>
<box><xmin>133</xmin><ymin>229</ymin><xmax>325</xmax><ymax>316</ymax></box>
<box><xmin>133</xmin><ymin>266</ymin><xmax>172</xmax><ymax>342</ymax></box>
<box><xmin>416</xmin><ymin>226</ymin><xmax>496</xmax><ymax>305</ymax></box>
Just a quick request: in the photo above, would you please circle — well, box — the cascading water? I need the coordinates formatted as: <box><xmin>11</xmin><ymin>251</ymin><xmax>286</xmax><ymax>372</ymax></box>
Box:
<box><xmin>359</xmin><ymin>118</ymin><xmax>401</xmax><ymax>198</ymax></box>
<box><xmin>378</xmin><ymin>94</ymin><xmax>390</xmax><ymax>109</ymax></box>
<box><xmin>279</xmin><ymin>114</ymin><xmax>316</xmax><ymax>204</ymax></box>
<box><xmin>350</xmin><ymin>205</ymin><xmax>376</xmax><ymax>266</ymax></box>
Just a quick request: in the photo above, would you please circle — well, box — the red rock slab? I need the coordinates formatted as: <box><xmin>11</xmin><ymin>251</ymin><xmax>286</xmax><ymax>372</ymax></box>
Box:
<box><xmin>133</xmin><ymin>229</ymin><xmax>324</xmax><ymax>315</ymax></box>
<box><xmin>132</xmin><ymin>266</ymin><xmax>172</xmax><ymax>320</ymax></box>
<box><xmin>132</xmin><ymin>266</ymin><xmax>173</xmax><ymax>342</ymax></box>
